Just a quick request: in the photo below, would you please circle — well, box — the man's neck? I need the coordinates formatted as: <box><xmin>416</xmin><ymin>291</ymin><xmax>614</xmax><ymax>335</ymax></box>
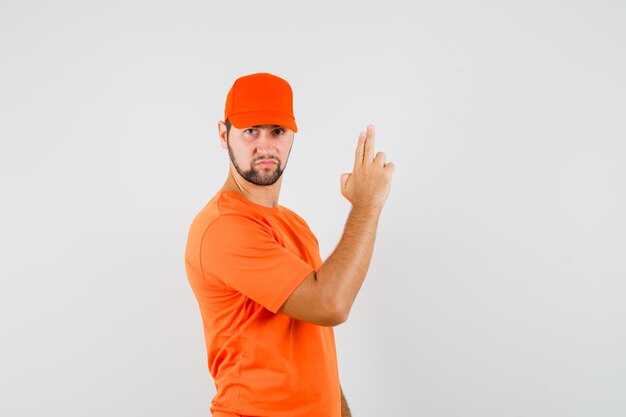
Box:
<box><xmin>221</xmin><ymin>171</ymin><xmax>282</xmax><ymax>208</ymax></box>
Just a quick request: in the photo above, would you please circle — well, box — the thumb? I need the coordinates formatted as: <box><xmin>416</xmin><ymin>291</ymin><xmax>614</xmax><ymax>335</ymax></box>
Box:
<box><xmin>340</xmin><ymin>173</ymin><xmax>351</xmax><ymax>190</ymax></box>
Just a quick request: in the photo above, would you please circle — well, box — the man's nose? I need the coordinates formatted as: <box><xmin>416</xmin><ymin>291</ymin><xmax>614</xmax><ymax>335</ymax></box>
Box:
<box><xmin>256</xmin><ymin>130</ymin><xmax>273</xmax><ymax>153</ymax></box>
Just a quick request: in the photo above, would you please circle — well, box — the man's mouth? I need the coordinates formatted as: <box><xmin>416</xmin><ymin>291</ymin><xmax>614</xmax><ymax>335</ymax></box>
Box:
<box><xmin>255</xmin><ymin>159</ymin><xmax>278</xmax><ymax>166</ymax></box>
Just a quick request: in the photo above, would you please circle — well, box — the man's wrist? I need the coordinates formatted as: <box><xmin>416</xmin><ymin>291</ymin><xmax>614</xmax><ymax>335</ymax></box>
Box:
<box><xmin>350</xmin><ymin>203</ymin><xmax>383</xmax><ymax>218</ymax></box>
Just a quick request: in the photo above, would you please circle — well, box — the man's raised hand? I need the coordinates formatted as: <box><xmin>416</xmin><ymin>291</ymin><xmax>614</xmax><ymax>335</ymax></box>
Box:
<box><xmin>340</xmin><ymin>125</ymin><xmax>395</xmax><ymax>209</ymax></box>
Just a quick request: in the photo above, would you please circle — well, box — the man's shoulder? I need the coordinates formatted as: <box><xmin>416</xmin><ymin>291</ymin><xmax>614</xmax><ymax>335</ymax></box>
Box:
<box><xmin>278</xmin><ymin>205</ymin><xmax>316</xmax><ymax>235</ymax></box>
<box><xmin>279</xmin><ymin>205</ymin><xmax>306</xmax><ymax>222</ymax></box>
<box><xmin>197</xmin><ymin>189</ymin><xmax>260</xmax><ymax>216</ymax></box>
<box><xmin>188</xmin><ymin>191</ymin><xmax>258</xmax><ymax>235</ymax></box>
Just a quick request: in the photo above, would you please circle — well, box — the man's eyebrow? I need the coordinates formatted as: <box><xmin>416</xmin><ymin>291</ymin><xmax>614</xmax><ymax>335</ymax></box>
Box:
<box><xmin>251</xmin><ymin>124</ymin><xmax>283</xmax><ymax>128</ymax></box>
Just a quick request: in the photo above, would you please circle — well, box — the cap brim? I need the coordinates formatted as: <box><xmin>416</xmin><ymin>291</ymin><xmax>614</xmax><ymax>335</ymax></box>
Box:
<box><xmin>229</xmin><ymin>110</ymin><xmax>298</xmax><ymax>133</ymax></box>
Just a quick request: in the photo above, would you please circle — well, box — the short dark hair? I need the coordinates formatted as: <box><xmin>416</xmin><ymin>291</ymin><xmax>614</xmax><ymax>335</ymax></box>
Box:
<box><xmin>225</xmin><ymin>119</ymin><xmax>231</xmax><ymax>139</ymax></box>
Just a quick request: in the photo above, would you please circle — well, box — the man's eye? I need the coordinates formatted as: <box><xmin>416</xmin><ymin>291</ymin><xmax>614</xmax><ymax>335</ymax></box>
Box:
<box><xmin>274</xmin><ymin>129</ymin><xmax>285</xmax><ymax>135</ymax></box>
<box><xmin>244</xmin><ymin>129</ymin><xmax>257</xmax><ymax>134</ymax></box>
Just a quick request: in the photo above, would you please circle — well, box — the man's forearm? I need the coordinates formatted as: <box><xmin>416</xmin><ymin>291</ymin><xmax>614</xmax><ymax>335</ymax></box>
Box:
<box><xmin>317</xmin><ymin>204</ymin><xmax>382</xmax><ymax>320</ymax></box>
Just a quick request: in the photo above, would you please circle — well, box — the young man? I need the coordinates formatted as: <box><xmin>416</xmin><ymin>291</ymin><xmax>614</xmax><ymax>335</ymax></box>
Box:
<box><xmin>185</xmin><ymin>72</ymin><xmax>395</xmax><ymax>417</ymax></box>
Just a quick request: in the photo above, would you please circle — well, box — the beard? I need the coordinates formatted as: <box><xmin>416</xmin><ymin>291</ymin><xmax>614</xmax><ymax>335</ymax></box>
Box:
<box><xmin>227</xmin><ymin>140</ymin><xmax>289</xmax><ymax>186</ymax></box>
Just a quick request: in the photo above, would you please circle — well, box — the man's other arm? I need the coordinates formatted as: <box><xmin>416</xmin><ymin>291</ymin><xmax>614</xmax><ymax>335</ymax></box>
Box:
<box><xmin>341</xmin><ymin>386</ymin><xmax>352</xmax><ymax>417</ymax></box>
<box><xmin>278</xmin><ymin>125</ymin><xmax>395</xmax><ymax>326</ymax></box>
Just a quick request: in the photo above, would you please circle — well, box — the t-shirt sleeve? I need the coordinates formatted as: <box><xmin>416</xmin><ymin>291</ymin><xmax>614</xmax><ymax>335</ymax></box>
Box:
<box><xmin>199</xmin><ymin>214</ymin><xmax>315</xmax><ymax>313</ymax></box>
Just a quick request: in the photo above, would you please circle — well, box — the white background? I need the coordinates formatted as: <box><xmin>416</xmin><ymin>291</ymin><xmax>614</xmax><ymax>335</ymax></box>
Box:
<box><xmin>1</xmin><ymin>1</ymin><xmax>625</xmax><ymax>416</ymax></box>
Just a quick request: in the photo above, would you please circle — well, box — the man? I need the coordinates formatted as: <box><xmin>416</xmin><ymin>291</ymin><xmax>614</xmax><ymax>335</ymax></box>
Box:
<box><xmin>184</xmin><ymin>72</ymin><xmax>394</xmax><ymax>417</ymax></box>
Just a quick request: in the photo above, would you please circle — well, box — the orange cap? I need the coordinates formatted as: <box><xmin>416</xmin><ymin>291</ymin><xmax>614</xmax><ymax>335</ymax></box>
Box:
<box><xmin>224</xmin><ymin>72</ymin><xmax>298</xmax><ymax>133</ymax></box>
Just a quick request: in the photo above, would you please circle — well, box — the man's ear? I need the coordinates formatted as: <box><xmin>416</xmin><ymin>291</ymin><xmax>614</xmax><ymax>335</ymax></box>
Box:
<box><xmin>217</xmin><ymin>120</ymin><xmax>228</xmax><ymax>149</ymax></box>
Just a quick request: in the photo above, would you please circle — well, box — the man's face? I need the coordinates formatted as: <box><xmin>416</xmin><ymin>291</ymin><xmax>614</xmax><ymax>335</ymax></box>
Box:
<box><xmin>224</xmin><ymin>124</ymin><xmax>294</xmax><ymax>186</ymax></box>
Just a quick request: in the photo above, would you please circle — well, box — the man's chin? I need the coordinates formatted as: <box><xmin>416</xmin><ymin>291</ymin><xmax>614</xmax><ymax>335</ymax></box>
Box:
<box><xmin>243</xmin><ymin>170</ymin><xmax>283</xmax><ymax>186</ymax></box>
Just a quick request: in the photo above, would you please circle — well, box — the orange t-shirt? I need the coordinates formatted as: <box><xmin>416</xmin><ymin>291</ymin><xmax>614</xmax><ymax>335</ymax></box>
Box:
<box><xmin>184</xmin><ymin>190</ymin><xmax>341</xmax><ymax>417</ymax></box>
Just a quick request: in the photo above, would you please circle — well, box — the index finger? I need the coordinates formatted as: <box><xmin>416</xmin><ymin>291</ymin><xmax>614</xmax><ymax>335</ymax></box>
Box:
<box><xmin>353</xmin><ymin>131</ymin><xmax>366</xmax><ymax>171</ymax></box>
<box><xmin>364</xmin><ymin>124</ymin><xmax>375</xmax><ymax>163</ymax></box>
